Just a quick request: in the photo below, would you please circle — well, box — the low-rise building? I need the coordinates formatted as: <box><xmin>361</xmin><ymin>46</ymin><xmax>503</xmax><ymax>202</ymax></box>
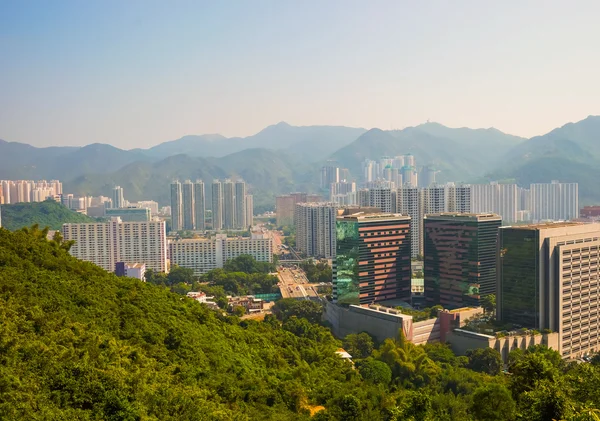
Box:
<box><xmin>115</xmin><ymin>262</ymin><xmax>146</xmax><ymax>280</ymax></box>
<box><xmin>228</xmin><ymin>296</ymin><xmax>264</xmax><ymax>313</ymax></box>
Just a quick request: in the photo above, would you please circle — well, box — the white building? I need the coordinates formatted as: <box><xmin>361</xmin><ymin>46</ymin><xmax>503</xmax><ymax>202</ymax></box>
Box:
<box><xmin>170</xmin><ymin>181</ymin><xmax>183</xmax><ymax>232</ymax></box>
<box><xmin>169</xmin><ymin>232</ymin><xmax>273</xmax><ymax>276</ymax></box>
<box><xmin>470</xmin><ymin>183</ymin><xmax>518</xmax><ymax>223</ymax></box>
<box><xmin>530</xmin><ymin>181</ymin><xmax>579</xmax><ymax>222</ymax></box>
<box><xmin>62</xmin><ymin>218</ymin><xmax>167</xmax><ymax>273</ymax></box>
<box><xmin>295</xmin><ymin>202</ymin><xmax>338</xmax><ymax>258</ymax></box>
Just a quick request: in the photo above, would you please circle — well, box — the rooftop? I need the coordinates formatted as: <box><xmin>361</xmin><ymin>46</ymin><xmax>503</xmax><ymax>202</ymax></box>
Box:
<box><xmin>338</xmin><ymin>212</ymin><xmax>410</xmax><ymax>222</ymax></box>
<box><xmin>506</xmin><ymin>221</ymin><xmax>585</xmax><ymax>230</ymax></box>
<box><xmin>425</xmin><ymin>212</ymin><xmax>501</xmax><ymax>220</ymax></box>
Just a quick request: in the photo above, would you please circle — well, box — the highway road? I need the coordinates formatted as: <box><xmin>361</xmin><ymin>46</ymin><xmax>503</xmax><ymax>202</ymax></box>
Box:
<box><xmin>277</xmin><ymin>266</ymin><xmax>320</xmax><ymax>300</ymax></box>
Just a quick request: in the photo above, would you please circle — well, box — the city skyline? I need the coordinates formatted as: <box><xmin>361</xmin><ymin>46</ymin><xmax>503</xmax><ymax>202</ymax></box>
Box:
<box><xmin>2</xmin><ymin>1</ymin><xmax>600</xmax><ymax>147</ymax></box>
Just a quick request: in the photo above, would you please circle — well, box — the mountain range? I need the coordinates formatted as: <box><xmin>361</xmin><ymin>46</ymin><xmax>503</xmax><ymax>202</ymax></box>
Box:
<box><xmin>2</xmin><ymin>116</ymin><xmax>600</xmax><ymax>211</ymax></box>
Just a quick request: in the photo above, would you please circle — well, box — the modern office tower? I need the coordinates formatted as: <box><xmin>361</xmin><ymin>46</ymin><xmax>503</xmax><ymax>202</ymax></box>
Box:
<box><xmin>530</xmin><ymin>181</ymin><xmax>579</xmax><ymax>222</ymax></box>
<box><xmin>334</xmin><ymin>211</ymin><xmax>412</xmax><ymax>305</ymax></box>
<box><xmin>169</xmin><ymin>232</ymin><xmax>273</xmax><ymax>276</ymax></box>
<box><xmin>170</xmin><ymin>181</ymin><xmax>183</xmax><ymax>232</ymax></box>
<box><xmin>321</xmin><ymin>161</ymin><xmax>340</xmax><ymax>189</ymax></box>
<box><xmin>497</xmin><ymin>222</ymin><xmax>600</xmax><ymax>360</ymax></box>
<box><xmin>470</xmin><ymin>182</ymin><xmax>518</xmax><ymax>223</ymax></box>
<box><xmin>105</xmin><ymin>207</ymin><xmax>151</xmax><ymax>222</ymax></box>
<box><xmin>397</xmin><ymin>186</ymin><xmax>421</xmax><ymax>258</ymax></box>
<box><xmin>62</xmin><ymin>218</ymin><xmax>167</xmax><ymax>273</ymax></box>
<box><xmin>194</xmin><ymin>180</ymin><xmax>206</xmax><ymax>230</ymax></box>
<box><xmin>401</xmin><ymin>165</ymin><xmax>418</xmax><ymax>187</ymax></box>
<box><xmin>235</xmin><ymin>181</ymin><xmax>247</xmax><ymax>229</ymax></box>
<box><xmin>245</xmin><ymin>194</ymin><xmax>254</xmax><ymax>227</ymax></box>
<box><xmin>362</xmin><ymin>159</ymin><xmax>376</xmax><ymax>182</ymax></box>
<box><xmin>211</xmin><ymin>180</ymin><xmax>223</xmax><ymax>230</ymax></box>
<box><xmin>222</xmin><ymin>180</ymin><xmax>236</xmax><ymax>230</ymax></box>
<box><xmin>423</xmin><ymin>213</ymin><xmax>502</xmax><ymax>308</ymax></box>
<box><xmin>112</xmin><ymin>186</ymin><xmax>125</xmax><ymax>209</ymax></box>
<box><xmin>182</xmin><ymin>180</ymin><xmax>195</xmax><ymax>230</ymax></box>
<box><xmin>295</xmin><ymin>202</ymin><xmax>338</xmax><ymax>258</ymax></box>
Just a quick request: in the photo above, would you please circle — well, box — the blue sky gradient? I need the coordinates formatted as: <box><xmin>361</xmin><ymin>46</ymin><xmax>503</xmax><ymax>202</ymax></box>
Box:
<box><xmin>1</xmin><ymin>1</ymin><xmax>599</xmax><ymax>148</ymax></box>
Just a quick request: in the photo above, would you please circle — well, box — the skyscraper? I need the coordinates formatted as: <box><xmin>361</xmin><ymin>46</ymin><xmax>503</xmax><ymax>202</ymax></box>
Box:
<box><xmin>321</xmin><ymin>160</ymin><xmax>340</xmax><ymax>189</ymax></box>
<box><xmin>295</xmin><ymin>202</ymin><xmax>338</xmax><ymax>258</ymax></box>
<box><xmin>223</xmin><ymin>180</ymin><xmax>236</xmax><ymax>230</ymax></box>
<box><xmin>112</xmin><ymin>186</ymin><xmax>124</xmax><ymax>209</ymax></box>
<box><xmin>211</xmin><ymin>180</ymin><xmax>223</xmax><ymax>230</ymax></box>
<box><xmin>194</xmin><ymin>180</ymin><xmax>206</xmax><ymax>231</ymax></box>
<box><xmin>245</xmin><ymin>194</ymin><xmax>254</xmax><ymax>227</ymax></box>
<box><xmin>182</xmin><ymin>180</ymin><xmax>195</xmax><ymax>230</ymax></box>
<box><xmin>334</xmin><ymin>211</ymin><xmax>412</xmax><ymax>305</ymax></box>
<box><xmin>530</xmin><ymin>181</ymin><xmax>579</xmax><ymax>222</ymax></box>
<box><xmin>423</xmin><ymin>213</ymin><xmax>502</xmax><ymax>308</ymax></box>
<box><xmin>401</xmin><ymin>165</ymin><xmax>418</xmax><ymax>187</ymax></box>
<box><xmin>497</xmin><ymin>222</ymin><xmax>600</xmax><ymax>359</ymax></box>
<box><xmin>235</xmin><ymin>181</ymin><xmax>247</xmax><ymax>229</ymax></box>
<box><xmin>170</xmin><ymin>181</ymin><xmax>182</xmax><ymax>232</ymax></box>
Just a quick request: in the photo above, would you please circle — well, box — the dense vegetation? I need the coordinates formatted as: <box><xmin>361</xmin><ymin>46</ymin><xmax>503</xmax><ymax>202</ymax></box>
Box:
<box><xmin>0</xmin><ymin>199</ymin><xmax>96</xmax><ymax>230</ymax></box>
<box><xmin>299</xmin><ymin>259</ymin><xmax>333</xmax><ymax>284</ymax></box>
<box><xmin>2</xmin><ymin>226</ymin><xmax>600</xmax><ymax>420</ymax></box>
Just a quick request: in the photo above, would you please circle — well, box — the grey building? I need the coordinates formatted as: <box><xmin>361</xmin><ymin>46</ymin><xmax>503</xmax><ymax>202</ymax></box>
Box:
<box><xmin>182</xmin><ymin>180</ymin><xmax>195</xmax><ymax>230</ymax></box>
<box><xmin>194</xmin><ymin>180</ymin><xmax>206</xmax><ymax>230</ymax></box>
<box><xmin>170</xmin><ymin>181</ymin><xmax>182</xmax><ymax>232</ymax></box>
<box><xmin>211</xmin><ymin>180</ymin><xmax>223</xmax><ymax>230</ymax></box>
<box><xmin>235</xmin><ymin>181</ymin><xmax>246</xmax><ymax>229</ymax></box>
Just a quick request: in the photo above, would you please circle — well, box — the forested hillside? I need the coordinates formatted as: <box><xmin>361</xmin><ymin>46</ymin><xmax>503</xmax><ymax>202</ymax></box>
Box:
<box><xmin>1</xmin><ymin>226</ymin><xmax>600</xmax><ymax>420</ymax></box>
<box><xmin>1</xmin><ymin>200</ymin><xmax>96</xmax><ymax>231</ymax></box>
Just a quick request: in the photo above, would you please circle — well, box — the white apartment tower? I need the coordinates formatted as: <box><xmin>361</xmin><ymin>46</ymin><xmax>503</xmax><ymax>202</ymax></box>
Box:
<box><xmin>470</xmin><ymin>183</ymin><xmax>518</xmax><ymax>223</ymax></box>
<box><xmin>62</xmin><ymin>218</ymin><xmax>167</xmax><ymax>273</ymax></box>
<box><xmin>223</xmin><ymin>180</ymin><xmax>236</xmax><ymax>230</ymax></box>
<box><xmin>194</xmin><ymin>180</ymin><xmax>206</xmax><ymax>231</ymax></box>
<box><xmin>245</xmin><ymin>194</ymin><xmax>254</xmax><ymax>227</ymax></box>
<box><xmin>112</xmin><ymin>186</ymin><xmax>125</xmax><ymax>209</ymax></box>
<box><xmin>211</xmin><ymin>180</ymin><xmax>223</xmax><ymax>231</ymax></box>
<box><xmin>530</xmin><ymin>181</ymin><xmax>579</xmax><ymax>222</ymax></box>
<box><xmin>235</xmin><ymin>181</ymin><xmax>247</xmax><ymax>229</ymax></box>
<box><xmin>295</xmin><ymin>202</ymin><xmax>338</xmax><ymax>259</ymax></box>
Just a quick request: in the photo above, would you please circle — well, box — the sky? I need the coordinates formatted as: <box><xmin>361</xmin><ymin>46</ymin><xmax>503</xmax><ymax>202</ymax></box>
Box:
<box><xmin>1</xmin><ymin>0</ymin><xmax>600</xmax><ymax>149</ymax></box>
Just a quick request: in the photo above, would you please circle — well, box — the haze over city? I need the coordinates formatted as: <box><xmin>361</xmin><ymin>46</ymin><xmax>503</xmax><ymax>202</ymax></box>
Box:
<box><xmin>2</xmin><ymin>0</ymin><xmax>600</xmax><ymax>148</ymax></box>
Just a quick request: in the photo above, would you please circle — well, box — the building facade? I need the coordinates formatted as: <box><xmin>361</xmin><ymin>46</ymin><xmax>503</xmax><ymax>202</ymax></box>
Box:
<box><xmin>211</xmin><ymin>180</ymin><xmax>223</xmax><ymax>230</ymax></box>
<box><xmin>497</xmin><ymin>222</ymin><xmax>600</xmax><ymax>359</ymax></box>
<box><xmin>168</xmin><ymin>232</ymin><xmax>273</xmax><ymax>276</ymax></box>
<box><xmin>223</xmin><ymin>179</ymin><xmax>236</xmax><ymax>230</ymax></box>
<box><xmin>333</xmin><ymin>212</ymin><xmax>412</xmax><ymax>305</ymax></box>
<box><xmin>194</xmin><ymin>181</ymin><xmax>206</xmax><ymax>230</ymax></box>
<box><xmin>423</xmin><ymin>213</ymin><xmax>502</xmax><ymax>308</ymax></box>
<box><xmin>182</xmin><ymin>180</ymin><xmax>195</xmax><ymax>230</ymax></box>
<box><xmin>112</xmin><ymin>186</ymin><xmax>125</xmax><ymax>209</ymax></box>
<box><xmin>62</xmin><ymin>218</ymin><xmax>167</xmax><ymax>273</ymax></box>
<box><xmin>530</xmin><ymin>181</ymin><xmax>579</xmax><ymax>222</ymax></box>
<box><xmin>105</xmin><ymin>207</ymin><xmax>151</xmax><ymax>222</ymax></box>
<box><xmin>170</xmin><ymin>181</ymin><xmax>182</xmax><ymax>232</ymax></box>
<box><xmin>295</xmin><ymin>202</ymin><xmax>338</xmax><ymax>259</ymax></box>
<box><xmin>235</xmin><ymin>181</ymin><xmax>247</xmax><ymax>229</ymax></box>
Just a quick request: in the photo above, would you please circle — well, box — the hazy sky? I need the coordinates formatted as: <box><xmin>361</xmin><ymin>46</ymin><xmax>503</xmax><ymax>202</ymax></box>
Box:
<box><xmin>1</xmin><ymin>1</ymin><xmax>600</xmax><ymax>149</ymax></box>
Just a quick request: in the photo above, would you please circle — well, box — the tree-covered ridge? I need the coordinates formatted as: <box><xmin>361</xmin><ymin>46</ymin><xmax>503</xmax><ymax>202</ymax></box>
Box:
<box><xmin>1</xmin><ymin>226</ymin><xmax>600</xmax><ymax>420</ymax></box>
<box><xmin>0</xmin><ymin>199</ymin><xmax>96</xmax><ymax>231</ymax></box>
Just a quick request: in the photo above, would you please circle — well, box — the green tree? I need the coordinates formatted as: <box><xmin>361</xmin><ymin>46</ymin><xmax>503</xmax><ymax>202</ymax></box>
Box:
<box><xmin>343</xmin><ymin>332</ymin><xmax>375</xmax><ymax>359</ymax></box>
<box><xmin>466</xmin><ymin>348</ymin><xmax>502</xmax><ymax>375</ymax></box>
<box><xmin>357</xmin><ymin>358</ymin><xmax>392</xmax><ymax>385</ymax></box>
<box><xmin>167</xmin><ymin>265</ymin><xmax>195</xmax><ymax>286</ymax></box>
<box><xmin>470</xmin><ymin>384</ymin><xmax>516</xmax><ymax>421</ymax></box>
<box><xmin>272</xmin><ymin>299</ymin><xmax>323</xmax><ymax>324</ymax></box>
<box><xmin>232</xmin><ymin>306</ymin><xmax>246</xmax><ymax>317</ymax></box>
<box><xmin>481</xmin><ymin>294</ymin><xmax>496</xmax><ymax>316</ymax></box>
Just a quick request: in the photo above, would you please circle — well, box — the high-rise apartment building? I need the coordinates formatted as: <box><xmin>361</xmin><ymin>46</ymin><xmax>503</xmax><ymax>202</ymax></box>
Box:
<box><xmin>401</xmin><ymin>166</ymin><xmax>418</xmax><ymax>187</ymax></box>
<box><xmin>334</xmin><ymin>212</ymin><xmax>412</xmax><ymax>305</ymax></box>
<box><xmin>235</xmin><ymin>181</ymin><xmax>247</xmax><ymax>229</ymax></box>
<box><xmin>497</xmin><ymin>222</ymin><xmax>600</xmax><ymax>359</ymax></box>
<box><xmin>295</xmin><ymin>202</ymin><xmax>338</xmax><ymax>258</ymax></box>
<box><xmin>222</xmin><ymin>180</ymin><xmax>236</xmax><ymax>230</ymax></box>
<box><xmin>245</xmin><ymin>194</ymin><xmax>254</xmax><ymax>227</ymax></box>
<box><xmin>530</xmin><ymin>181</ymin><xmax>579</xmax><ymax>222</ymax></box>
<box><xmin>397</xmin><ymin>187</ymin><xmax>421</xmax><ymax>258</ymax></box>
<box><xmin>423</xmin><ymin>213</ymin><xmax>502</xmax><ymax>308</ymax></box>
<box><xmin>170</xmin><ymin>181</ymin><xmax>182</xmax><ymax>232</ymax></box>
<box><xmin>112</xmin><ymin>186</ymin><xmax>125</xmax><ymax>209</ymax></box>
<box><xmin>194</xmin><ymin>181</ymin><xmax>206</xmax><ymax>231</ymax></box>
<box><xmin>321</xmin><ymin>161</ymin><xmax>340</xmax><ymax>189</ymax></box>
<box><xmin>470</xmin><ymin>183</ymin><xmax>518</xmax><ymax>223</ymax></box>
<box><xmin>211</xmin><ymin>180</ymin><xmax>223</xmax><ymax>230</ymax></box>
<box><xmin>275</xmin><ymin>192</ymin><xmax>322</xmax><ymax>227</ymax></box>
<box><xmin>169</xmin><ymin>232</ymin><xmax>273</xmax><ymax>276</ymax></box>
<box><xmin>330</xmin><ymin>181</ymin><xmax>356</xmax><ymax>198</ymax></box>
<box><xmin>62</xmin><ymin>218</ymin><xmax>167</xmax><ymax>273</ymax></box>
<box><xmin>182</xmin><ymin>180</ymin><xmax>195</xmax><ymax>230</ymax></box>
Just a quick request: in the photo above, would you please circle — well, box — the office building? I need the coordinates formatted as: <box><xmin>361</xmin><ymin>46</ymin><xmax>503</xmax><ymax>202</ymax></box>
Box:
<box><xmin>112</xmin><ymin>186</ymin><xmax>125</xmax><ymax>209</ymax></box>
<box><xmin>530</xmin><ymin>181</ymin><xmax>579</xmax><ymax>222</ymax></box>
<box><xmin>168</xmin><ymin>232</ymin><xmax>273</xmax><ymax>276</ymax></box>
<box><xmin>181</xmin><ymin>180</ymin><xmax>195</xmax><ymax>230</ymax></box>
<box><xmin>194</xmin><ymin>181</ymin><xmax>206</xmax><ymax>230</ymax></box>
<box><xmin>470</xmin><ymin>183</ymin><xmax>518</xmax><ymax>223</ymax></box>
<box><xmin>295</xmin><ymin>202</ymin><xmax>338</xmax><ymax>258</ymax></box>
<box><xmin>211</xmin><ymin>180</ymin><xmax>223</xmax><ymax>230</ymax></box>
<box><xmin>235</xmin><ymin>181</ymin><xmax>247</xmax><ymax>229</ymax></box>
<box><xmin>333</xmin><ymin>212</ymin><xmax>412</xmax><ymax>305</ymax></box>
<box><xmin>62</xmin><ymin>218</ymin><xmax>167</xmax><ymax>273</ymax></box>
<box><xmin>170</xmin><ymin>181</ymin><xmax>183</xmax><ymax>232</ymax></box>
<box><xmin>321</xmin><ymin>161</ymin><xmax>340</xmax><ymax>189</ymax></box>
<box><xmin>105</xmin><ymin>207</ymin><xmax>151</xmax><ymax>222</ymax></box>
<box><xmin>423</xmin><ymin>213</ymin><xmax>502</xmax><ymax>308</ymax></box>
<box><xmin>497</xmin><ymin>222</ymin><xmax>600</xmax><ymax>359</ymax></box>
<box><xmin>245</xmin><ymin>194</ymin><xmax>254</xmax><ymax>227</ymax></box>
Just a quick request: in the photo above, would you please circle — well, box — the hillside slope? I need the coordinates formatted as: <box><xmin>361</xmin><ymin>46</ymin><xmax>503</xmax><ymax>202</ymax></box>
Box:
<box><xmin>1</xmin><ymin>200</ymin><xmax>96</xmax><ymax>231</ymax></box>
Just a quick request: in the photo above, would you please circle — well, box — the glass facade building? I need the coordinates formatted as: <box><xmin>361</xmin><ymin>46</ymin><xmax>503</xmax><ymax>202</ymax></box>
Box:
<box><xmin>333</xmin><ymin>213</ymin><xmax>412</xmax><ymax>305</ymax></box>
<box><xmin>423</xmin><ymin>213</ymin><xmax>501</xmax><ymax>308</ymax></box>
